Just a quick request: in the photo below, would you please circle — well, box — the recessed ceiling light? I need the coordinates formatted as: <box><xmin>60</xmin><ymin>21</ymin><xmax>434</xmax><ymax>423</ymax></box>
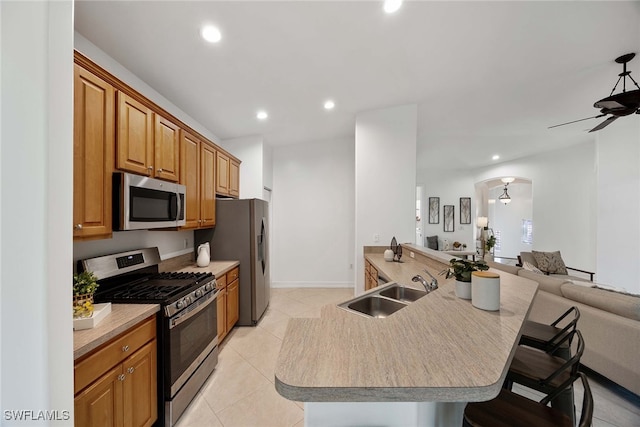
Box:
<box><xmin>383</xmin><ymin>0</ymin><xmax>403</xmax><ymax>14</ymax></box>
<box><xmin>324</xmin><ymin>100</ymin><xmax>335</xmax><ymax>110</ymax></box>
<box><xmin>201</xmin><ymin>25</ymin><xmax>221</xmax><ymax>43</ymax></box>
<box><xmin>492</xmin><ymin>155</ymin><xmax>500</xmax><ymax>160</ymax></box>
<box><xmin>256</xmin><ymin>111</ymin><xmax>268</xmax><ymax>120</ymax></box>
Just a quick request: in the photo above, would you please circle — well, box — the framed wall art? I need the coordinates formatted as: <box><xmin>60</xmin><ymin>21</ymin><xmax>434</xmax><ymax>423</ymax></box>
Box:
<box><xmin>460</xmin><ymin>197</ymin><xmax>471</xmax><ymax>224</ymax></box>
<box><xmin>444</xmin><ymin>205</ymin><xmax>454</xmax><ymax>232</ymax></box>
<box><xmin>428</xmin><ymin>197</ymin><xmax>440</xmax><ymax>224</ymax></box>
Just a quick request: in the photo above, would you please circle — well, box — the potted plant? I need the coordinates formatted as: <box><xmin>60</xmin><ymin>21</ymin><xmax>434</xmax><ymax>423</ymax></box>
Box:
<box><xmin>73</xmin><ymin>271</ymin><xmax>99</xmax><ymax>318</ymax></box>
<box><xmin>485</xmin><ymin>235</ymin><xmax>497</xmax><ymax>261</ymax></box>
<box><xmin>441</xmin><ymin>258</ymin><xmax>489</xmax><ymax>299</ymax></box>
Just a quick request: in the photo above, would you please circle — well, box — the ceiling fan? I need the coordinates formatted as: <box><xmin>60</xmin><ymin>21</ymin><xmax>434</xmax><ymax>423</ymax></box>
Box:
<box><xmin>549</xmin><ymin>52</ymin><xmax>640</xmax><ymax>132</ymax></box>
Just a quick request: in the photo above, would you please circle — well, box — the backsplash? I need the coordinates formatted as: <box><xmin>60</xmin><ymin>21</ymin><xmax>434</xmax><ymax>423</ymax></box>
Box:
<box><xmin>73</xmin><ymin>229</ymin><xmax>195</xmax><ymax>268</ymax></box>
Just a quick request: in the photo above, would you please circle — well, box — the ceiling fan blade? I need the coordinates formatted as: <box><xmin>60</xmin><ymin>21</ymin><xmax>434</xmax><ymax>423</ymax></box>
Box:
<box><xmin>548</xmin><ymin>114</ymin><xmax>605</xmax><ymax>129</ymax></box>
<box><xmin>588</xmin><ymin>116</ymin><xmax>619</xmax><ymax>132</ymax></box>
<box><xmin>595</xmin><ymin>100</ymin><xmax>626</xmax><ymax>109</ymax></box>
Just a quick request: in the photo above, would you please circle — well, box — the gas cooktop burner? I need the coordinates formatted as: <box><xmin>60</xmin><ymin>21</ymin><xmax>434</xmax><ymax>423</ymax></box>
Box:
<box><xmin>95</xmin><ymin>271</ymin><xmax>215</xmax><ymax>306</ymax></box>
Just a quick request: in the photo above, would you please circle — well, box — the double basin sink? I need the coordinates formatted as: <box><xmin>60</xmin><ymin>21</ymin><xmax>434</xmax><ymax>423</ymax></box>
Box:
<box><xmin>337</xmin><ymin>283</ymin><xmax>427</xmax><ymax>318</ymax></box>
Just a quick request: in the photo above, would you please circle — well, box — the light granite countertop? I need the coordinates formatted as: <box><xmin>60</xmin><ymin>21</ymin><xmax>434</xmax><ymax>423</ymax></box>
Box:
<box><xmin>178</xmin><ymin>260</ymin><xmax>239</xmax><ymax>277</ymax></box>
<box><xmin>275</xmin><ymin>244</ymin><xmax>538</xmax><ymax>402</ymax></box>
<box><xmin>73</xmin><ymin>304</ymin><xmax>160</xmax><ymax>360</ymax></box>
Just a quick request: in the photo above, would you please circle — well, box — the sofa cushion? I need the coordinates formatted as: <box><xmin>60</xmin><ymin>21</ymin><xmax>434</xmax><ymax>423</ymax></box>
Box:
<box><xmin>561</xmin><ymin>283</ymin><xmax>640</xmax><ymax>321</ymax></box>
<box><xmin>517</xmin><ymin>269</ymin><xmax>566</xmax><ymax>296</ymax></box>
<box><xmin>426</xmin><ymin>235</ymin><xmax>438</xmax><ymax>250</ymax></box>
<box><xmin>486</xmin><ymin>260</ymin><xmax>522</xmax><ymax>276</ymax></box>
<box><xmin>519</xmin><ymin>252</ymin><xmax>538</xmax><ymax>267</ymax></box>
<box><xmin>532</xmin><ymin>250</ymin><xmax>568</xmax><ymax>275</ymax></box>
<box><xmin>522</xmin><ymin>261</ymin><xmax>544</xmax><ymax>274</ymax></box>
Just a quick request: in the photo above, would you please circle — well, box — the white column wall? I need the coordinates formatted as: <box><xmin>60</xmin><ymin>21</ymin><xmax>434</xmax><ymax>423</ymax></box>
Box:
<box><xmin>595</xmin><ymin>119</ymin><xmax>640</xmax><ymax>292</ymax></box>
<box><xmin>1</xmin><ymin>1</ymin><xmax>74</xmax><ymax>423</ymax></box>
<box><xmin>271</xmin><ymin>138</ymin><xmax>355</xmax><ymax>287</ymax></box>
<box><xmin>355</xmin><ymin>105</ymin><xmax>417</xmax><ymax>294</ymax></box>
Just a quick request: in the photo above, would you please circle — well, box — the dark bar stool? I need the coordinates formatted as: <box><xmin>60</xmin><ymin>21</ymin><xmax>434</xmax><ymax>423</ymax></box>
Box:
<box><xmin>463</xmin><ymin>372</ymin><xmax>593</xmax><ymax>427</ymax></box>
<box><xmin>520</xmin><ymin>307</ymin><xmax>580</xmax><ymax>359</ymax></box>
<box><xmin>507</xmin><ymin>330</ymin><xmax>585</xmax><ymax>425</ymax></box>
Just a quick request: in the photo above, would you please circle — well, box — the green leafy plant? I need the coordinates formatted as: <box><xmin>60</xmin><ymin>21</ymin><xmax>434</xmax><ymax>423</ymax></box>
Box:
<box><xmin>441</xmin><ymin>258</ymin><xmax>489</xmax><ymax>282</ymax></box>
<box><xmin>485</xmin><ymin>235</ymin><xmax>497</xmax><ymax>252</ymax></box>
<box><xmin>73</xmin><ymin>271</ymin><xmax>99</xmax><ymax>296</ymax></box>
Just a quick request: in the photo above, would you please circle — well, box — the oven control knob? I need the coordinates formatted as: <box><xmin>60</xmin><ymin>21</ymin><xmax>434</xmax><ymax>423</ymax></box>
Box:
<box><xmin>176</xmin><ymin>300</ymin><xmax>184</xmax><ymax>310</ymax></box>
<box><xmin>195</xmin><ymin>289</ymin><xmax>202</xmax><ymax>298</ymax></box>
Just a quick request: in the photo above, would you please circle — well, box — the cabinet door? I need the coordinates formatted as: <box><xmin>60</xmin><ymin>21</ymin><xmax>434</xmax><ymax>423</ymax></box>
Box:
<box><xmin>122</xmin><ymin>340</ymin><xmax>157</xmax><ymax>427</ymax></box>
<box><xmin>226</xmin><ymin>279</ymin><xmax>239</xmax><ymax>331</ymax></box>
<box><xmin>73</xmin><ymin>65</ymin><xmax>114</xmax><ymax>240</ymax></box>
<box><xmin>229</xmin><ymin>160</ymin><xmax>240</xmax><ymax>198</ymax></box>
<box><xmin>180</xmin><ymin>131</ymin><xmax>201</xmax><ymax>229</ymax></box>
<box><xmin>216</xmin><ymin>151</ymin><xmax>230</xmax><ymax>195</ymax></box>
<box><xmin>154</xmin><ymin>114</ymin><xmax>180</xmax><ymax>182</ymax></box>
<box><xmin>217</xmin><ymin>288</ymin><xmax>227</xmax><ymax>342</ymax></box>
<box><xmin>116</xmin><ymin>92</ymin><xmax>153</xmax><ymax>176</ymax></box>
<box><xmin>200</xmin><ymin>143</ymin><xmax>216</xmax><ymax>227</ymax></box>
<box><xmin>75</xmin><ymin>365</ymin><xmax>124</xmax><ymax>427</ymax></box>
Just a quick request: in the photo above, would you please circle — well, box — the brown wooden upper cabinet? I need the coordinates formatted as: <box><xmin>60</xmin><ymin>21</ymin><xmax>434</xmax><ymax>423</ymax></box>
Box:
<box><xmin>180</xmin><ymin>131</ymin><xmax>216</xmax><ymax>229</ymax></box>
<box><xmin>73</xmin><ymin>64</ymin><xmax>115</xmax><ymax>240</ymax></box>
<box><xmin>116</xmin><ymin>92</ymin><xmax>180</xmax><ymax>182</ymax></box>
<box><xmin>216</xmin><ymin>151</ymin><xmax>240</xmax><ymax>198</ymax></box>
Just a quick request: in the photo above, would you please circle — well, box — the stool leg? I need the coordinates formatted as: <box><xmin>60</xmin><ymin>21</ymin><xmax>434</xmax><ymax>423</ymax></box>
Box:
<box><xmin>549</xmin><ymin>384</ymin><xmax>575</xmax><ymax>426</ymax></box>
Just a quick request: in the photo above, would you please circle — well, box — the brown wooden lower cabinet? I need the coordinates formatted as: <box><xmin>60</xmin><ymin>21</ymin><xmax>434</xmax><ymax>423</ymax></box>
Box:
<box><xmin>216</xmin><ymin>266</ymin><xmax>240</xmax><ymax>343</ymax></box>
<box><xmin>74</xmin><ymin>316</ymin><xmax>157</xmax><ymax>427</ymax></box>
<box><xmin>364</xmin><ymin>260</ymin><xmax>378</xmax><ymax>291</ymax></box>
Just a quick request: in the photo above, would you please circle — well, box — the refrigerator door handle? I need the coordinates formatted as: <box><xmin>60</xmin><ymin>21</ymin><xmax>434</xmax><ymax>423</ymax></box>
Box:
<box><xmin>259</xmin><ymin>217</ymin><xmax>267</xmax><ymax>275</ymax></box>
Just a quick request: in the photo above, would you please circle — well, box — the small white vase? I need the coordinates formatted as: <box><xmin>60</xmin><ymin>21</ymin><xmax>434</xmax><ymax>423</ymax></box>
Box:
<box><xmin>383</xmin><ymin>249</ymin><xmax>394</xmax><ymax>262</ymax></box>
<box><xmin>455</xmin><ymin>280</ymin><xmax>472</xmax><ymax>300</ymax></box>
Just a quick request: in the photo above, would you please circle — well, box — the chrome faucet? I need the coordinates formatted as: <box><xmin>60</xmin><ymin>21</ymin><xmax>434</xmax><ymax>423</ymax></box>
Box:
<box><xmin>412</xmin><ymin>269</ymin><xmax>438</xmax><ymax>293</ymax></box>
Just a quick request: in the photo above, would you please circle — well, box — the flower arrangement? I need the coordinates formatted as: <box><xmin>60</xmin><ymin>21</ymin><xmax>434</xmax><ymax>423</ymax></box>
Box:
<box><xmin>73</xmin><ymin>271</ymin><xmax>98</xmax><ymax>318</ymax></box>
<box><xmin>485</xmin><ymin>235</ymin><xmax>496</xmax><ymax>253</ymax></box>
<box><xmin>441</xmin><ymin>258</ymin><xmax>489</xmax><ymax>282</ymax></box>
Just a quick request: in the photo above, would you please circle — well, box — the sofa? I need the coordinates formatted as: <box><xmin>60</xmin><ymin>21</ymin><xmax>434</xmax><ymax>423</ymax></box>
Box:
<box><xmin>486</xmin><ymin>260</ymin><xmax>640</xmax><ymax>396</ymax></box>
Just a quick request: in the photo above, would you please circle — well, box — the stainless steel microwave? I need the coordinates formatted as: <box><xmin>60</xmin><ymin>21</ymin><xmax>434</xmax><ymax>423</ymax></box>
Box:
<box><xmin>113</xmin><ymin>172</ymin><xmax>186</xmax><ymax>230</ymax></box>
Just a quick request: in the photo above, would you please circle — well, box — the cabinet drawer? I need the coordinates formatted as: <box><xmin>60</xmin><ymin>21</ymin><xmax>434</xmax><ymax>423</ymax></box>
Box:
<box><xmin>216</xmin><ymin>274</ymin><xmax>227</xmax><ymax>290</ymax></box>
<box><xmin>75</xmin><ymin>316</ymin><xmax>156</xmax><ymax>394</ymax></box>
<box><xmin>227</xmin><ymin>267</ymin><xmax>239</xmax><ymax>283</ymax></box>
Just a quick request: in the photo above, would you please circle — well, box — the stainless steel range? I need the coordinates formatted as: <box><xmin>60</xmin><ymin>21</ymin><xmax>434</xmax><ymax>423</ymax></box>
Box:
<box><xmin>80</xmin><ymin>247</ymin><xmax>218</xmax><ymax>427</ymax></box>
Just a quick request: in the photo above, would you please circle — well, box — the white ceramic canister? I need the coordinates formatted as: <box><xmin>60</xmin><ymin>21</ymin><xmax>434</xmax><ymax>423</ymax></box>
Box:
<box><xmin>383</xmin><ymin>249</ymin><xmax>394</xmax><ymax>262</ymax></box>
<box><xmin>471</xmin><ymin>271</ymin><xmax>500</xmax><ymax>311</ymax></box>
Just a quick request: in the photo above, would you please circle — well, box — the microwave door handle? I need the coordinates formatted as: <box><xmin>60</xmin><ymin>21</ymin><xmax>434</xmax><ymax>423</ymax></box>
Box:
<box><xmin>175</xmin><ymin>190</ymin><xmax>181</xmax><ymax>221</ymax></box>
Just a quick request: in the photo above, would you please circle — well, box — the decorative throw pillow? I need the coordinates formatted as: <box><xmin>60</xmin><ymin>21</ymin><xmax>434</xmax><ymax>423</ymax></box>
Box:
<box><xmin>426</xmin><ymin>235</ymin><xmax>438</xmax><ymax>250</ymax></box>
<box><xmin>532</xmin><ymin>250</ymin><xmax>568</xmax><ymax>275</ymax></box>
<box><xmin>523</xmin><ymin>261</ymin><xmax>544</xmax><ymax>275</ymax></box>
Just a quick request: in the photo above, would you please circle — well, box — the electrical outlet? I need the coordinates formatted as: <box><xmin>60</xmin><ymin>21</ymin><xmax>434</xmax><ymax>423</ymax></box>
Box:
<box><xmin>373</xmin><ymin>234</ymin><xmax>380</xmax><ymax>242</ymax></box>
<box><xmin>184</xmin><ymin>238</ymin><xmax>188</xmax><ymax>248</ymax></box>
<box><xmin>410</xmin><ymin>251</ymin><xmax>415</xmax><ymax>258</ymax></box>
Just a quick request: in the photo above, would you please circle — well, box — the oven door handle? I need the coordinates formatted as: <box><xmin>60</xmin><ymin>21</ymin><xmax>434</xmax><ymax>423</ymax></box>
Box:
<box><xmin>170</xmin><ymin>290</ymin><xmax>217</xmax><ymax>329</ymax></box>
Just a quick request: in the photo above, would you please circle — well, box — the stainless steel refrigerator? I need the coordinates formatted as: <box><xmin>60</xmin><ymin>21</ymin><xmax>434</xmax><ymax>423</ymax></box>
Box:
<box><xmin>195</xmin><ymin>198</ymin><xmax>270</xmax><ymax>325</ymax></box>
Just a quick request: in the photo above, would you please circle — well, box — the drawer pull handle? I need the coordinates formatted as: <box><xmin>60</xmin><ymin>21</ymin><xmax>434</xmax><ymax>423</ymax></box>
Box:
<box><xmin>117</xmin><ymin>374</ymin><xmax>126</xmax><ymax>382</ymax></box>
<box><xmin>122</xmin><ymin>345</ymin><xmax>130</xmax><ymax>352</ymax></box>
<box><xmin>127</xmin><ymin>367</ymin><xmax>135</xmax><ymax>374</ymax></box>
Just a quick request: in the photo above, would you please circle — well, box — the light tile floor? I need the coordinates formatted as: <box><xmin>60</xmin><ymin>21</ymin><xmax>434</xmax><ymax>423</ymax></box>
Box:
<box><xmin>175</xmin><ymin>287</ymin><xmax>640</xmax><ymax>427</ymax></box>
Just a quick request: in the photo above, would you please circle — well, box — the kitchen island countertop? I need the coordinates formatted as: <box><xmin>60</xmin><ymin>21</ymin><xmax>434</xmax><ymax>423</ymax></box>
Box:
<box><xmin>275</xmin><ymin>244</ymin><xmax>538</xmax><ymax>402</ymax></box>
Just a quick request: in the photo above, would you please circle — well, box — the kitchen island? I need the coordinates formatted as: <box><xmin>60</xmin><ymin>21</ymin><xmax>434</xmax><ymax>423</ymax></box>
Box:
<box><xmin>275</xmin><ymin>244</ymin><xmax>538</xmax><ymax>426</ymax></box>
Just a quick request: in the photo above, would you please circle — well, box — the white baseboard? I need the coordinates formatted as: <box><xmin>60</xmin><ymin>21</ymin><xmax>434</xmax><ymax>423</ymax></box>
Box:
<box><xmin>271</xmin><ymin>282</ymin><xmax>354</xmax><ymax>289</ymax></box>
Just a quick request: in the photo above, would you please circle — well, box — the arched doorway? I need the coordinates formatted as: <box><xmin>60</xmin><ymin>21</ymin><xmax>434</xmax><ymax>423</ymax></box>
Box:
<box><xmin>475</xmin><ymin>177</ymin><xmax>533</xmax><ymax>262</ymax></box>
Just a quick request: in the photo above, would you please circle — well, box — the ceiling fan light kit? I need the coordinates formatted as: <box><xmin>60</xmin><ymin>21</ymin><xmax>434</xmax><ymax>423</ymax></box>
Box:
<box><xmin>550</xmin><ymin>52</ymin><xmax>640</xmax><ymax>132</ymax></box>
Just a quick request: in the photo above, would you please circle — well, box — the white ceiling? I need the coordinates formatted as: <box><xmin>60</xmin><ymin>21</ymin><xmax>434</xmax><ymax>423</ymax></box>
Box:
<box><xmin>74</xmin><ymin>1</ymin><xmax>640</xmax><ymax>169</ymax></box>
